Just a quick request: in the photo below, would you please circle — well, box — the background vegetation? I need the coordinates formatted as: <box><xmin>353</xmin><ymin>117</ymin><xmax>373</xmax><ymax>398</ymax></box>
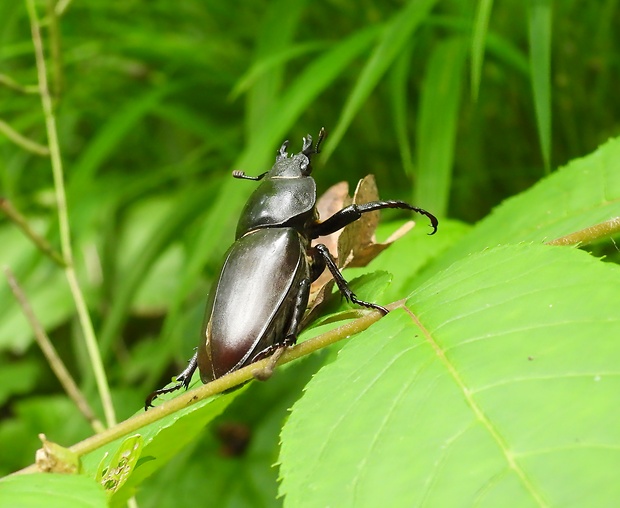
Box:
<box><xmin>1</xmin><ymin>0</ymin><xmax>619</xmax><ymax>506</ymax></box>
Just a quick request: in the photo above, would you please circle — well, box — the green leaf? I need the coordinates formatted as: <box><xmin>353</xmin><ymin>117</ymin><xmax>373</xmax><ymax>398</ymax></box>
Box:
<box><xmin>528</xmin><ymin>0</ymin><xmax>552</xmax><ymax>172</ymax></box>
<box><xmin>422</xmin><ymin>136</ymin><xmax>620</xmax><ymax>280</ymax></box>
<box><xmin>279</xmin><ymin>243</ymin><xmax>620</xmax><ymax>506</ymax></box>
<box><xmin>415</xmin><ymin>37</ymin><xmax>467</xmax><ymax>215</ymax></box>
<box><xmin>81</xmin><ymin>386</ymin><xmax>246</xmax><ymax>505</ymax></box>
<box><xmin>96</xmin><ymin>434</ymin><xmax>143</xmax><ymax>497</ymax></box>
<box><xmin>0</xmin><ymin>473</ymin><xmax>107</xmax><ymax>508</ymax></box>
<box><xmin>355</xmin><ymin>218</ymin><xmax>471</xmax><ymax>303</ymax></box>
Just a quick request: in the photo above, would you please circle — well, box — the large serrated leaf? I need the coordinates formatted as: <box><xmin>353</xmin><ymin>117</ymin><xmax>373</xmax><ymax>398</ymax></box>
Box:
<box><xmin>279</xmin><ymin>244</ymin><xmax>620</xmax><ymax>507</ymax></box>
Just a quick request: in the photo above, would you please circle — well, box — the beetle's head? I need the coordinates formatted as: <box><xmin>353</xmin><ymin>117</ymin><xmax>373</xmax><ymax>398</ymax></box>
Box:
<box><xmin>270</xmin><ymin>128</ymin><xmax>326</xmax><ymax>178</ymax></box>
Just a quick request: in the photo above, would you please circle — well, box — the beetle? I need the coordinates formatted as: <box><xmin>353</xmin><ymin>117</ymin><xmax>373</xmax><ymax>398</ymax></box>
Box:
<box><xmin>146</xmin><ymin>128</ymin><xmax>437</xmax><ymax>407</ymax></box>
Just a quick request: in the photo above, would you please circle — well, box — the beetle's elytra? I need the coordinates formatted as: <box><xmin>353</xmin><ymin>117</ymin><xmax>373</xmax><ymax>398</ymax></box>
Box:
<box><xmin>146</xmin><ymin>128</ymin><xmax>437</xmax><ymax>408</ymax></box>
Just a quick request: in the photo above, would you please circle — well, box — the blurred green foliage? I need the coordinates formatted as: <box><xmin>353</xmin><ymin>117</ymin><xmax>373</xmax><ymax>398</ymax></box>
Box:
<box><xmin>0</xmin><ymin>0</ymin><xmax>619</xmax><ymax>505</ymax></box>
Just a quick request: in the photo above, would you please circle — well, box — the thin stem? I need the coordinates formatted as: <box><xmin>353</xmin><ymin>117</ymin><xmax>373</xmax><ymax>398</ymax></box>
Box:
<box><xmin>25</xmin><ymin>0</ymin><xmax>117</xmax><ymax>427</ymax></box>
<box><xmin>54</xmin><ymin>0</ymin><xmax>72</xmax><ymax>17</ymax></box>
<box><xmin>13</xmin><ymin>307</ymin><xmax>386</xmax><ymax>475</ymax></box>
<box><xmin>0</xmin><ymin>118</ymin><xmax>50</xmax><ymax>156</ymax></box>
<box><xmin>4</xmin><ymin>268</ymin><xmax>105</xmax><ymax>433</ymax></box>
<box><xmin>0</xmin><ymin>198</ymin><xmax>65</xmax><ymax>266</ymax></box>
<box><xmin>46</xmin><ymin>0</ymin><xmax>63</xmax><ymax>98</ymax></box>
<box><xmin>0</xmin><ymin>73</ymin><xmax>39</xmax><ymax>94</ymax></box>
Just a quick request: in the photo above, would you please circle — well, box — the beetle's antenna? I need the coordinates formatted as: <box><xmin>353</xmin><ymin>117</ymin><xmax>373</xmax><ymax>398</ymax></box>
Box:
<box><xmin>315</xmin><ymin>127</ymin><xmax>326</xmax><ymax>154</ymax></box>
<box><xmin>302</xmin><ymin>128</ymin><xmax>327</xmax><ymax>157</ymax></box>
<box><xmin>232</xmin><ymin>170</ymin><xmax>267</xmax><ymax>181</ymax></box>
<box><xmin>278</xmin><ymin>140</ymin><xmax>289</xmax><ymax>160</ymax></box>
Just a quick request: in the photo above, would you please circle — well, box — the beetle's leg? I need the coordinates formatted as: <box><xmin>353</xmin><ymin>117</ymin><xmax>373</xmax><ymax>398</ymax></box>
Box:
<box><xmin>232</xmin><ymin>170</ymin><xmax>268</xmax><ymax>181</ymax></box>
<box><xmin>144</xmin><ymin>353</ymin><xmax>198</xmax><ymax>410</ymax></box>
<box><xmin>313</xmin><ymin>244</ymin><xmax>388</xmax><ymax>314</ymax></box>
<box><xmin>283</xmin><ymin>278</ymin><xmax>311</xmax><ymax>346</ymax></box>
<box><xmin>251</xmin><ymin>278</ymin><xmax>311</xmax><ymax>381</ymax></box>
<box><xmin>310</xmin><ymin>200</ymin><xmax>438</xmax><ymax>237</ymax></box>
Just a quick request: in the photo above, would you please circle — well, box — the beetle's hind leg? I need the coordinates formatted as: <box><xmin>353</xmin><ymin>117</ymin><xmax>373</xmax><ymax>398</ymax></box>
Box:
<box><xmin>144</xmin><ymin>353</ymin><xmax>198</xmax><ymax>409</ymax></box>
<box><xmin>252</xmin><ymin>278</ymin><xmax>311</xmax><ymax>381</ymax></box>
<box><xmin>313</xmin><ymin>244</ymin><xmax>388</xmax><ymax>315</ymax></box>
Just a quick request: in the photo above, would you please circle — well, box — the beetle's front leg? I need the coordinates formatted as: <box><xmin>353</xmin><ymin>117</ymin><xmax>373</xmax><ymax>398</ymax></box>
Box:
<box><xmin>310</xmin><ymin>200</ymin><xmax>438</xmax><ymax>237</ymax></box>
<box><xmin>313</xmin><ymin>244</ymin><xmax>388</xmax><ymax>314</ymax></box>
<box><xmin>144</xmin><ymin>353</ymin><xmax>198</xmax><ymax>409</ymax></box>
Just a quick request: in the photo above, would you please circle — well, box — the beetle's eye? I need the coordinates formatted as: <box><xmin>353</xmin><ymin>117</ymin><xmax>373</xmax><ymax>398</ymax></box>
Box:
<box><xmin>300</xmin><ymin>159</ymin><xmax>310</xmax><ymax>174</ymax></box>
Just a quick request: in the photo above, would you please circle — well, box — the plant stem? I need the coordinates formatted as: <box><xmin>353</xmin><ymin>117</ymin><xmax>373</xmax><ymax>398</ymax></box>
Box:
<box><xmin>0</xmin><ymin>198</ymin><xmax>65</xmax><ymax>266</ymax></box>
<box><xmin>0</xmin><ymin>118</ymin><xmax>50</xmax><ymax>156</ymax></box>
<box><xmin>546</xmin><ymin>217</ymin><xmax>620</xmax><ymax>246</ymax></box>
<box><xmin>25</xmin><ymin>0</ymin><xmax>117</xmax><ymax>428</ymax></box>
<box><xmin>13</xmin><ymin>307</ymin><xmax>386</xmax><ymax>475</ymax></box>
<box><xmin>4</xmin><ymin>268</ymin><xmax>105</xmax><ymax>433</ymax></box>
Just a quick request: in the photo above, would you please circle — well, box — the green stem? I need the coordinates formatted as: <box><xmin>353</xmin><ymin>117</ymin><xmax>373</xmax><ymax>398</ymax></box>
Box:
<box><xmin>25</xmin><ymin>0</ymin><xmax>117</xmax><ymax>428</ymax></box>
<box><xmin>545</xmin><ymin>217</ymin><xmax>620</xmax><ymax>246</ymax></box>
<box><xmin>0</xmin><ymin>198</ymin><xmax>65</xmax><ymax>266</ymax></box>
<box><xmin>13</xmin><ymin>307</ymin><xmax>386</xmax><ymax>475</ymax></box>
<box><xmin>0</xmin><ymin>118</ymin><xmax>50</xmax><ymax>156</ymax></box>
<box><xmin>4</xmin><ymin>268</ymin><xmax>105</xmax><ymax>433</ymax></box>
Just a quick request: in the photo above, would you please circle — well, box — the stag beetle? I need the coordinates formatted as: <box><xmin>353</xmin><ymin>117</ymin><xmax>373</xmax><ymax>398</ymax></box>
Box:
<box><xmin>146</xmin><ymin>128</ymin><xmax>437</xmax><ymax>408</ymax></box>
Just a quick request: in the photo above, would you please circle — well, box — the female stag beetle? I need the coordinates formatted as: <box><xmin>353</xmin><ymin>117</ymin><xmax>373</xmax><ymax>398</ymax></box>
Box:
<box><xmin>146</xmin><ymin>128</ymin><xmax>437</xmax><ymax>407</ymax></box>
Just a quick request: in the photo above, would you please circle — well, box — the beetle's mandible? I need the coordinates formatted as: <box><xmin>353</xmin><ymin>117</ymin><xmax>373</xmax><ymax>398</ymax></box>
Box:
<box><xmin>146</xmin><ymin>128</ymin><xmax>438</xmax><ymax>408</ymax></box>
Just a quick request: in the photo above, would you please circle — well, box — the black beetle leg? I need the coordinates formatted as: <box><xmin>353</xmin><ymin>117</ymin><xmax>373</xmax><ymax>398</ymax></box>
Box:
<box><xmin>252</xmin><ymin>278</ymin><xmax>311</xmax><ymax>381</ymax></box>
<box><xmin>310</xmin><ymin>200</ymin><xmax>438</xmax><ymax>237</ymax></box>
<box><xmin>144</xmin><ymin>353</ymin><xmax>198</xmax><ymax>410</ymax></box>
<box><xmin>314</xmin><ymin>244</ymin><xmax>388</xmax><ymax>315</ymax></box>
<box><xmin>284</xmin><ymin>278</ymin><xmax>311</xmax><ymax>346</ymax></box>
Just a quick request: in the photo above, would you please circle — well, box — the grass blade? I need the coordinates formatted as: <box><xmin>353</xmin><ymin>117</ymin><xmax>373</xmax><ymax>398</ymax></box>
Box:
<box><xmin>528</xmin><ymin>0</ymin><xmax>552</xmax><ymax>173</ymax></box>
<box><xmin>389</xmin><ymin>45</ymin><xmax>416</xmax><ymax>178</ymax></box>
<box><xmin>322</xmin><ymin>0</ymin><xmax>439</xmax><ymax>162</ymax></box>
<box><xmin>470</xmin><ymin>0</ymin><xmax>495</xmax><ymax>101</ymax></box>
<box><xmin>415</xmin><ymin>37</ymin><xmax>466</xmax><ymax>216</ymax></box>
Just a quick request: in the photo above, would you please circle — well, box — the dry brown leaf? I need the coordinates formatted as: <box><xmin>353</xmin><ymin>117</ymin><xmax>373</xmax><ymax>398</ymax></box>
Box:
<box><xmin>306</xmin><ymin>175</ymin><xmax>416</xmax><ymax>316</ymax></box>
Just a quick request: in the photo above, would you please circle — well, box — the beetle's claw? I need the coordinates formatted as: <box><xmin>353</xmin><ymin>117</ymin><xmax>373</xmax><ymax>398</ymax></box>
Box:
<box><xmin>144</xmin><ymin>381</ymin><xmax>185</xmax><ymax>410</ymax></box>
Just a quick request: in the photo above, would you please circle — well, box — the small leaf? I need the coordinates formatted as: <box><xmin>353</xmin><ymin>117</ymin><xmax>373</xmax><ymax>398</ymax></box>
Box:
<box><xmin>80</xmin><ymin>387</ymin><xmax>245</xmax><ymax>505</ymax></box>
<box><xmin>96</xmin><ymin>434</ymin><xmax>143</xmax><ymax>497</ymax></box>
